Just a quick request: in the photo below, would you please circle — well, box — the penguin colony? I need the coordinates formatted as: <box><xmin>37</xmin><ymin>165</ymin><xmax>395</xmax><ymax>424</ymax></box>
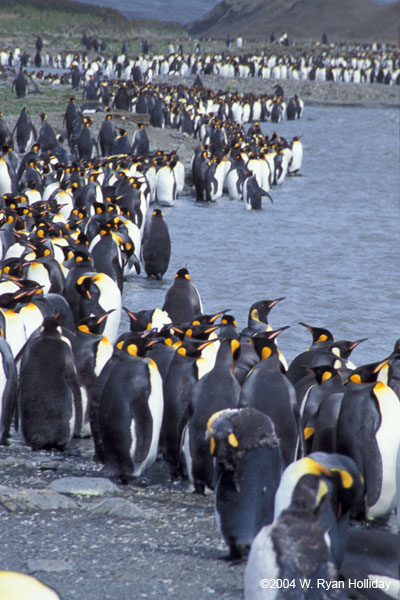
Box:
<box><xmin>1</xmin><ymin>40</ymin><xmax>400</xmax><ymax>86</ymax></box>
<box><xmin>0</xmin><ymin>40</ymin><xmax>399</xmax><ymax>600</ymax></box>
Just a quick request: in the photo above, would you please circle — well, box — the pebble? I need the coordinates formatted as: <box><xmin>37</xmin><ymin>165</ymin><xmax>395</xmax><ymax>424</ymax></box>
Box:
<box><xmin>48</xmin><ymin>476</ymin><xmax>119</xmax><ymax>496</ymax></box>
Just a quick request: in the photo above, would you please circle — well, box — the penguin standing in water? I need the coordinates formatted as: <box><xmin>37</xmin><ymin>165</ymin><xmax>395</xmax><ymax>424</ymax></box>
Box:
<box><xmin>18</xmin><ymin>316</ymin><xmax>82</xmax><ymax>451</ymax></box>
<box><xmin>11</xmin><ymin>107</ymin><xmax>37</xmax><ymax>153</ymax></box>
<box><xmin>208</xmin><ymin>407</ymin><xmax>284</xmax><ymax>561</ymax></box>
<box><xmin>97</xmin><ymin>335</ymin><xmax>163</xmax><ymax>480</ymax></box>
<box><xmin>162</xmin><ymin>267</ymin><xmax>203</xmax><ymax>324</ymax></box>
<box><xmin>131</xmin><ymin>123</ymin><xmax>149</xmax><ymax>156</ymax></box>
<box><xmin>242</xmin><ymin>173</ymin><xmax>273</xmax><ymax>210</ymax></box>
<box><xmin>336</xmin><ymin>359</ymin><xmax>400</xmax><ymax>520</ymax></box>
<box><xmin>184</xmin><ymin>338</ymin><xmax>241</xmax><ymax>493</ymax></box>
<box><xmin>141</xmin><ymin>209</ymin><xmax>171</xmax><ymax>280</ymax></box>
<box><xmin>288</xmin><ymin>135</ymin><xmax>303</xmax><ymax>174</ymax></box>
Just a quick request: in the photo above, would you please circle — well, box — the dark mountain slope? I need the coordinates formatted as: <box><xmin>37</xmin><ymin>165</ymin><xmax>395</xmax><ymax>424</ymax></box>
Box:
<box><xmin>187</xmin><ymin>0</ymin><xmax>398</xmax><ymax>42</ymax></box>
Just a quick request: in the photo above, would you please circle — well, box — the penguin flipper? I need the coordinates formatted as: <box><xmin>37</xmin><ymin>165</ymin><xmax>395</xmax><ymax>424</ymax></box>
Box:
<box><xmin>261</xmin><ymin>190</ymin><xmax>273</xmax><ymax>203</ymax></box>
<box><xmin>131</xmin><ymin>397</ymin><xmax>153</xmax><ymax>465</ymax></box>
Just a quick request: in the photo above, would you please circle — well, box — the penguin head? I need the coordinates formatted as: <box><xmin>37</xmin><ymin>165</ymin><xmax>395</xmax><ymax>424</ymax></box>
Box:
<box><xmin>174</xmin><ymin>267</ymin><xmax>190</xmax><ymax>281</ymax></box>
<box><xmin>250</xmin><ymin>326</ymin><xmax>290</xmax><ymax>360</ymax></box>
<box><xmin>330</xmin><ymin>338</ymin><xmax>367</xmax><ymax>360</ymax></box>
<box><xmin>305</xmin><ymin>366</ymin><xmax>342</xmax><ymax>387</ymax></box>
<box><xmin>248</xmin><ymin>297</ymin><xmax>285</xmax><ymax>327</ymax></box>
<box><xmin>346</xmin><ymin>358</ymin><xmax>389</xmax><ymax>384</ymax></box>
<box><xmin>299</xmin><ymin>322</ymin><xmax>335</xmax><ymax>347</ymax></box>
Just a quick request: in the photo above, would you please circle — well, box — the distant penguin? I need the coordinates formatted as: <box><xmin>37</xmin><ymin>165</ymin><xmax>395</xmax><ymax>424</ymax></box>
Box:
<box><xmin>140</xmin><ymin>209</ymin><xmax>171</xmax><ymax>280</ymax></box>
<box><xmin>286</xmin><ymin>97</ymin><xmax>298</xmax><ymax>120</ymax></box>
<box><xmin>12</xmin><ymin>69</ymin><xmax>28</xmax><ymax>99</ymax></box>
<box><xmin>113</xmin><ymin>128</ymin><xmax>130</xmax><ymax>155</ymax></box>
<box><xmin>155</xmin><ymin>158</ymin><xmax>178</xmax><ymax>206</ymax></box>
<box><xmin>243</xmin><ymin>174</ymin><xmax>273</xmax><ymax>210</ymax></box>
<box><xmin>0</xmin><ymin>571</ymin><xmax>61</xmax><ymax>600</ymax></box>
<box><xmin>71</xmin><ymin>64</ymin><xmax>81</xmax><ymax>90</ymax></box>
<box><xmin>97</xmin><ymin>336</ymin><xmax>163</xmax><ymax>480</ymax></box>
<box><xmin>0</xmin><ymin>113</ymin><xmax>11</xmax><ymax>148</ymax></box>
<box><xmin>37</xmin><ymin>113</ymin><xmax>57</xmax><ymax>153</ymax></box>
<box><xmin>208</xmin><ymin>407</ymin><xmax>284</xmax><ymax>560</ymax></box>
<box><xmin>18</xmin><ymin>316</ymin><xmax>82</xmax><ymax>451</ymax></box>
<box><xmin>63</xmin><ymin>96</ymin><xmax>82</xmax><ymax>143</ymax></box>
<box><xmin>0</xmin><ymin>145</ymin><xmax>17</xmax><ymax>196</ymax></box>
<box><xmin>131</xmin><ymin>123</ymin><xmax>149</xmax><ymax>155</ymax></box>
<box><xmin>288</xmin><ymin>135</ymin><xmax>303</xmax><ymax>174</ymax></box>
<box><xmin>12</xmin><ymin>107</ymin><xmax>37</xmax><ymax>153</ymax></box>
<box><xmin>77</xmin><ymin>117</ymin><xmax>97</xmax><ymax>162</ymax></box>
<box><xmin>185</xmin><ymin>338</ymin><xmax>241</xmax><ymax>493</ymax></box>
<box><xmin>98</xmin><ymin>113</ymin><xmax>116</xmax><ymax>157</ymax></box>
<box><xmin>162</xmin><ymin>267</ymin><xmax>203</xmax><ymax>324</ymax></box>
<box><xmin>112</xmin><ymin>84</ymin><xmax>132</xmax><ymax>111</ymax></box>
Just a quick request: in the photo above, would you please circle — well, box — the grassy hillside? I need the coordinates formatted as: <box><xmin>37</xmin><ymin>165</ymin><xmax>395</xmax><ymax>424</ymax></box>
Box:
<box><xmin>0</xmin><ymin>0</ymin><xmax>185</xmax><ymax>55</ymax></box>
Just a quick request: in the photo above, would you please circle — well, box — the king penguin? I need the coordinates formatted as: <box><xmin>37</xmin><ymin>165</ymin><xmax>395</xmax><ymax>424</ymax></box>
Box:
<box><xmin>11</xmin><ymin>107</ymin><xmax>37</xmax><ymax>153</ymax></box>
<box><xmin>140</xmin><ymin>209</ymin><xmax>171</xmax><ymax>280</ymax></box>
<box><xmin>184</xmin><ymin>338</ymin><xmax>241</xmax><ymax>493</ymax></box>
<box><xmin>131</xmin><ymin>123</ymin><xmax>149</xmax><ymax>156</ymax></box>
<box><xmin>97</xmin><ymin>335</ymin><xmax>163</xmax><ymax>480</ymax></box>
<box><xmin>18</xmin><ymin>316</ymin><xmax>82</xmax><ymax>451</ymax></box>
<box><xmin>208</xmin><ymin>407</ymin><xmax>284</xmax><ymax>561</ymax></box>
<box><xmin>239</xmin><ymin>328</ymin><xmax>304</xmax><ymax>465</ymax></box>
<box><xmin>162</xmin><ymin>267</ymin><xmax>203</xmax><ymax>324</ymax></box>
<box><xmin>336</xmin><ymin>359</ymin><xmax>400</xmax><ymax>520</ymax></box>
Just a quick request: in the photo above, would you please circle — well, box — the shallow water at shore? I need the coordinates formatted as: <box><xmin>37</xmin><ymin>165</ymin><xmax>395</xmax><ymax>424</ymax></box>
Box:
<box><xmin>122</xmin><ymin>104</ymin><xmax>400</xmax><ymax>367</ymax></box>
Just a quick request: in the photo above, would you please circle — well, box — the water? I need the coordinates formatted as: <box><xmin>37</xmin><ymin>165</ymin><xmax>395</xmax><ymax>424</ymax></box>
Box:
<box><xmin>75</xmin><ymin>0</ymin><xmax>220</xmax><ymax>24</ymax></box>
<box><xmin>122</xmin><ymin>104</ymin><xmax>400</xmax><ymax>368</ymax></box>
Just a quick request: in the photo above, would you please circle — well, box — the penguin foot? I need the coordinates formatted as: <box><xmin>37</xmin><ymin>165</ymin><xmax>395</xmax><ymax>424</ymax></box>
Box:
<box><xmin>193</xmin><ymin>482</ymin><xmax>206</xmax><ymax>495</ymax></box>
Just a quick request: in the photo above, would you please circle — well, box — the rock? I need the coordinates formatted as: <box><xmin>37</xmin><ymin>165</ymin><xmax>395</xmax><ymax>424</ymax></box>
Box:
<box><xmin>0</xmin><ymin>484</ymin><xmax>77</xmax><ymax>512</ymax></box>
<box><xmin>27</xmin><ymin>558</ymin><xmax>73</xmax><ymax>573</ymax></box>
<box><xmin>48</xmin><ymin>477</ymin><xmax>119</xmax><ymax>496</ymax></box>
<box><xmin>88</xmin><ymin>497</ymin><xmax>157</xmax><ymax>520</ymax></box>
